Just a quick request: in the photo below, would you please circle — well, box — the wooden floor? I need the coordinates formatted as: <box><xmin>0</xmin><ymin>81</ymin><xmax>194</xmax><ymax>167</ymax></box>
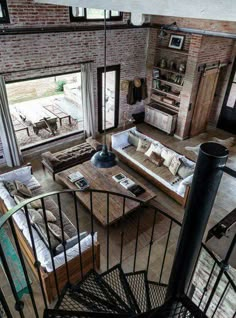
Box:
<box><xmin>1</xmin><ymin>123</ymin><xmax>236</xmax><ymax>317</ymax></box>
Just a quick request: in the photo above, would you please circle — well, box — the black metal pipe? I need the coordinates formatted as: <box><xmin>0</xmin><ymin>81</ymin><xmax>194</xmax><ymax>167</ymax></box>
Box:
<box><xmin>166</xmin><ymin>142</ymin><xmax>229</xmax><ymax>299</ymax></box>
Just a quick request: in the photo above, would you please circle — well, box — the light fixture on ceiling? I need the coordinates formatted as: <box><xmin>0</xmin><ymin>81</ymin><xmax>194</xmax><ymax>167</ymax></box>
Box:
<box><xmin>159</xmin><ymin>21</ymin><xmax>177</xmax><ymax>39</ymax></box>
<box><xmin>91</xmin><ymin>10</ymin><xmax>118</xmax><ymax>169</ymax></box>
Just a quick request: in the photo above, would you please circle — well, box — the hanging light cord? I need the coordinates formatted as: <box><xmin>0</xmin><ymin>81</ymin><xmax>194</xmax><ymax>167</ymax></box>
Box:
<box><xmin>103</xmin><ymin>9</ymin><xmax>107</xmax><ymax>145</ymax></box>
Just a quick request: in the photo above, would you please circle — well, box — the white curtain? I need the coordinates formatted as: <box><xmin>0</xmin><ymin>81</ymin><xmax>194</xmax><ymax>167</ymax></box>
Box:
<box><xmin>0</xmin><ymin>76</ymin><xmax>22</xmax><ymax>167</ymax></box>
<box><xmin>81</xmin><ymin>63</ymin><xmax>96</xmax><ymax>138</ymax></box>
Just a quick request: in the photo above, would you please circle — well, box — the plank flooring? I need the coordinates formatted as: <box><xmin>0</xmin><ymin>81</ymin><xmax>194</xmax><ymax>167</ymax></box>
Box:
<box><xmin>0</xmin><ymin>123</ymin><xmax>235</xmax><ymax>317</ymax></box>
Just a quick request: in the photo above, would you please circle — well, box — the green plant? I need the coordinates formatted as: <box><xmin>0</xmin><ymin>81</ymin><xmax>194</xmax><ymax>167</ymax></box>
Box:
<box><xmin>56</xmin><ymin>80</ymin><xmax>67</xmax><ymax>92</ymax></box>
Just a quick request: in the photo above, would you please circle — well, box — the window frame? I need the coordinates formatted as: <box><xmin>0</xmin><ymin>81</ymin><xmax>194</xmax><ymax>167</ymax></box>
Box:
<box><xmin>69</xmin><ymin>8</ymin><xmax>123</xmax><ymax>22</ymax></box>
<box><xmin>0</xmin><ymin>0</ymin><xmax>10</xmax><ymax>24</ymax></box>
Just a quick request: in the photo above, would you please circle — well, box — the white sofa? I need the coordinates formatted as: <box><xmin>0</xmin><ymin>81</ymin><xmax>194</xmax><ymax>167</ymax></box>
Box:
<box><xmin>0</xmin><ymin>165</ymin><xmax>99</xmax><ymax>302</ymax></box>
<box><xmin>112</xmin><ymin>127</ymin><xmax>195</xmax><ymax>206</ymax></box>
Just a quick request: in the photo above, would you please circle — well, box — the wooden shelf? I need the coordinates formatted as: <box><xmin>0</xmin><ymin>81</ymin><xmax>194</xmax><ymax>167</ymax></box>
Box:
<box><xmin>150</xmin><ymin>99</ymin><xmax>179</xmax><ymax>112</ymax></box>
<box><xmin>154</xmin><ymin>66</ymin><xmax>185</xmax><ymax>76</ymax></box>
<box><xmin>152</xmin><ymin>88</ymin><xmax>180</xmax><ymax>100</ymax></box>
<box><xmin>157</xmin><ymin>46</ymin><xmax>189</xmax><ymax>56</ymax></box>
<box><xmin>157</xmin><ymin>79</ymin><xmax>183</xmax><ymax>89</ymax></box>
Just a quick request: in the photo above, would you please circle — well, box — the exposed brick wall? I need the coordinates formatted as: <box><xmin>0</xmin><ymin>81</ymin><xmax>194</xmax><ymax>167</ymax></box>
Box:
<box><xmin>0</xmin><ymin>1</ymin><xmax>146</xmax><ymax>165</ymax></box>
<box><xmin>146</xmin><ymin>23</ymin><xmax>235</xmax><ymax>139</ymax></box>
<box><xmin>0</xmin><ymin>0</ymin><xmax>130</xmax><ymax>28</ymax></box>
<box><xmin>150</xmin><ymin>15</ymin><xmax>236</xmax><ymax>34</ymax></box>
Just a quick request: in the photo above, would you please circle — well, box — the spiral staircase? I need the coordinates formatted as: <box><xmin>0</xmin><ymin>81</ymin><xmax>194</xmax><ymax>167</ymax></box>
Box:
<box><xmin>0</xmin><ymin>143</ymin><xmax>236</xmax><ymax>318</ymax></box>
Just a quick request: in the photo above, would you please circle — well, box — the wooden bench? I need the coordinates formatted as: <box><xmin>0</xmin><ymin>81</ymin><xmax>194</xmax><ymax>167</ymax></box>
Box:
<box><xmin>44</xmin><ymin>104</ymin><xmax>72</xmax><ymax>126</ymax></box>
<box><xmin>11</xmin><ymin>113</ymin><xmax>30</xmax><ymax>136</ymax></box>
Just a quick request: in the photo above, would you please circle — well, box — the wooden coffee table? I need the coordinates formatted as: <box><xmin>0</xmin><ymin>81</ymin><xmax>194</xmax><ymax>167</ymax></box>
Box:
<box><xmin>57</xmin><ymin>161</ymin><xmax>156</xmax><ymax>226</ymax></box>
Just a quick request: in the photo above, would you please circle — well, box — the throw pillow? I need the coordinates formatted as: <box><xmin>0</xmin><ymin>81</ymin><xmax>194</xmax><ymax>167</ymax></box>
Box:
<box><xmin>3</xmin><ymin>181</ymin><xmax>18</xmax><ymax>197</ymax></box>
<box><xmin>169</xmin><ymin>156</ymin><xmax>181</xmax><ymax>176</ymax></box>
<box><xmin>15</xmin><ymin>180</ymin><xmax>32</xmax><ymax>197</ymax></box>
<box><xmin>136</xmin><ymin>138</ymin><xmax>151</xmax><ymax>153</ymax></box>
<box><xmin>178</xmin><ymin>163</ymin><xmax>194</xmax><ymax>179</ymax></box>
<box><xmin>55</xmin><ymin>232</ymin><xmax>88</xmax><ymax>255</ymax></box>
<box><xmin>128</xmin><ymin>131</ymin><xmax>140</xmax><ymax>148</ymax></box>
<box><xmin>161</xmin><ymin>149</ymin><xmax>176</xmax><ymax>167</ymax></box>
<box><xmin>149</xmin><ymin>152</ymin><xmax>164</xmax><ymax>167</ymax></box>
<box><xmin>30</xmin><ymin>199</ymin><xmax>42</xmax><ymax>209</ymax></box>
<box><xmin>86</xmin><ymin>137</ymin><xmax>102</xmax><ymax>151</ymax></box>
<box><xmin>14</xmin><ymin>194</ymin><xmax>27</xmax><ymax>205</ymax></box>
<box><xmin>145</xmin><ymin>143</ymin><xmax>163</xmax><ymax>157</ymax></box>
<box><xmin>28</xmin><ymin>208</ymin><xmax>43</xmax><ymax>224</ymax></box>
<box><xmin>48</xmin><ymin>223</ymin><xmax>69</xmax><ymax>241</ymax></box>
<box><xmin>37</xmin><ymin>209</ymin><xmax>57</xmax><ymax>223</ymax></box>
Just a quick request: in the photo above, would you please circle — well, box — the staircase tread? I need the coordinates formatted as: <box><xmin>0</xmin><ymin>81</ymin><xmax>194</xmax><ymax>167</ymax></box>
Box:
<box><xmin>125</xmin><ymin>271</ymin><xmax>151</xmax><ymax>313</ymax></box>
<box><xmin>101</xmin><ymin>264</ymin><xmax>141</xmax><ymax>314</ymax></box>
<box><xmin>147</xmin><ymin>280</ymin><xmax>167</xmax><ymax>309</ymax></box>
<box><xmin>71</xmin><ymin>269</ymin><xmax>130</xmax><ymax>313</ymax></box>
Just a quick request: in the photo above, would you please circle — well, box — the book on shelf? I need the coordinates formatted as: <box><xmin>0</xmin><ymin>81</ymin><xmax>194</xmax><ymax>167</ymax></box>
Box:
<box><xmin>68</xmin><ymin>171</ymin><xmax>84</xmax><ymax>182</ymax></box>
<box><xmin>75</xmin><ymin>178</ymin><xmax>90</xmax><ymax>190</ymax></box>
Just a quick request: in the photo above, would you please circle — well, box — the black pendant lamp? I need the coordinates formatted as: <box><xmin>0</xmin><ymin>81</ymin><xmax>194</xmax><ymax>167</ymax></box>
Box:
<box><xmin>91</xmin><ymin>10</ymin><xmax>118</xmax><ymax>168</ymax></box>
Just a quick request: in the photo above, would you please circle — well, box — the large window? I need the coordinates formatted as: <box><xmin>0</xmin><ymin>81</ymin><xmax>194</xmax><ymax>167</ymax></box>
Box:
<box><xmin>0</xmin><ymin>0</ymin><xmax>10</xmax><ymax>23</ymax></box>
<box><xmin>6</xmin><ymin>72</ymin><xmax>84</xmax><ymax>149</ymax></box>
<box><xmin>70</xmin><ymin>7</ymin><xmax>122</xmax><ymax>22</ymax></box>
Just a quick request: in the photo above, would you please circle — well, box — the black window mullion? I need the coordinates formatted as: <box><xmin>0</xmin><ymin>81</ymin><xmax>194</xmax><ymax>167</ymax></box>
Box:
<box><xmin>0</xmin><ymin>0</ymin><xmax>10</xmax><ymax>24</ymax></box>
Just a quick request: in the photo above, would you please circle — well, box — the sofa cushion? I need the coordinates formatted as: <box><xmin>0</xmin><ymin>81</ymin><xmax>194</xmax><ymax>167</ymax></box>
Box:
<box><xmin>55</xmin><ymin>231</ymin><xmax>88</xmax><ymax>256</ymax></box>
<box><xmin>178</xmin><ymin>162</ymin><xmax>194</xmax><ymax>179</ymax></box>
<box><xmin>149</xmin><ymin>152</ymin><xmax>164</xmax><ymax>167</ymax></box>
<box><xmin>128</xmin><ymin>131</ymin><xmax>140</xmax><ymax>148</ymax></box>
<box><xmin>86</xmin><ymin>137</ymin><xmax>102</xmax><ymax>151</ymax></box>
<box><xmin>37</xmin><ymin>209</ymin><xmax>57</xmax><ymax>223</ymax></box>
<box><xmin>15</xmin><ymin>180</ymin><xmax>32</xmax><ymax>197</ymax></box>
<box><xmin>137</xmin><ymin>138</ymin><xmax>151</xmax><ymax>153</ymax></box>
<box><xmin>161</xmin><ymin>148</ymin><xmax>176</xmax><ymax>167</ymax></box>
<box><xmin>169</xmin><ymin>156</ymin><xmax>181</xmax><ymax>176</ymax></box>
<box><xmin>4</xmin><ymin>181</ymin><xmax>18</xmax><ymax>197</ymax></box>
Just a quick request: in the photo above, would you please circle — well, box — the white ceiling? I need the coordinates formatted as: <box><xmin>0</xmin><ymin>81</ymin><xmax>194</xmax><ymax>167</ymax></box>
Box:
<box><xmin>34</xmin><ymin>0</ymin><xmax>236</xmax><ymax>22</ymax></box>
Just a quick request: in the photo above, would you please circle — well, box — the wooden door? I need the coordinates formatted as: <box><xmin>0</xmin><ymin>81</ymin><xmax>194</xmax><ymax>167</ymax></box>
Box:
<box><xmin>190</xmin><ymin>68</ymin><xmax>220</xmax><ymax>137</ymax></box>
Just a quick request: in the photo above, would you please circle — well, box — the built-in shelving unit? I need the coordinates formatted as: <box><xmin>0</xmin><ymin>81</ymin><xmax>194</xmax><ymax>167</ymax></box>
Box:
<box><xmin>156</xmin><ymin>46</ymin><xmax>189</xmax><ymax>56</ymax></box>
<box><xmin>152</xmin><ymin>88</ymin><xmax>180</xmax><ymax>100</ymax></box>
<box><xmin>153</xmin><ymin>66</ymin><xmax>185</xmax><ymax>76</ymax></box>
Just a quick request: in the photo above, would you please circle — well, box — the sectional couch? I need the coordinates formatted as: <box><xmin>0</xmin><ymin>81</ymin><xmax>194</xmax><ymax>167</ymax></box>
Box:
<box><xmin>112</xmin><ymin>127</ymin><xmax>195</xmax><ymax>206</ymax></box>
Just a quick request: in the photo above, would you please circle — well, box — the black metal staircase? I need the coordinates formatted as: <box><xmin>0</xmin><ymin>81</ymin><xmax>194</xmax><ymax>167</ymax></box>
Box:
<box><xmin>0</xmin><ymin>142</ymin><xmax>235</xmax><ymax>318</ymax></box>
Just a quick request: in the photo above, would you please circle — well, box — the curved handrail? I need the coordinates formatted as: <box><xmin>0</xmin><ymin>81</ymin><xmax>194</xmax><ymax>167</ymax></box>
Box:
<box><xmin>0</xmin><ymin>188</ymin><xmax>182</xmax><ymax>228</ymax></box>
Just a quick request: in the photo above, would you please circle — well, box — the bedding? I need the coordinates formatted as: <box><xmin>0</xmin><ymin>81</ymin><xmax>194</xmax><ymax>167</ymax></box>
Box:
<box><xmin>0</xmin><ymin>167</ymin><xmax>97</xmax><ymax>272</ymax></box>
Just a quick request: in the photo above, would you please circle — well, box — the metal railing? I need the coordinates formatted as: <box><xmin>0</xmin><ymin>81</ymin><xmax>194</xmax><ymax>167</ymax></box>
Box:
<box><xmin>0</xmin><ymin>188</ymin><xmax>235</xmax><ymax>317</ymax></box>
<box><xmin>0</xmin><ymin>189</ymin><xmax>181</xmax><ymax>317</ymax></box>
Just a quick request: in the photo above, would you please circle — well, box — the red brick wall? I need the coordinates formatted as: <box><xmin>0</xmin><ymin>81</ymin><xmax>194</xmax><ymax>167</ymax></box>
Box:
<box><xmin>0</xmin><ymin>1</ymin><xmax>147</xmax><ymax>165</ymax></box>
<box><xmin>0</xmin><ymin>0</ymin><xmax>130</xmax><ymax>27</ymax></box>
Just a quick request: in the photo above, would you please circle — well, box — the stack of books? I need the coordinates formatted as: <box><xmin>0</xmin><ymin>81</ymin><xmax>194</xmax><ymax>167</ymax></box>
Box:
<box><xmin>112</xmin><ymin>173</ymin><xmax>145</xmax><ymax>197</ymax></box>
<box><xmin>68</xmin><ymin>172</ymin><xmax>89</xmax><ymax>191</ymax></box>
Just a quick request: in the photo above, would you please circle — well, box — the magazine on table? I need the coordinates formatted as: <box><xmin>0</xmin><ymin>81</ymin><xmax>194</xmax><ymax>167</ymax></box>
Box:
<box><xmin>75</xmin><ymin>178</ymin><xmax>90</xmax><ymax>190</ymax></box>
<box><xmin>120</xmin><ymin>178</ymin><xmax>135</xmax><ymax>190</ymax></box>
<box><xmin>112</xmin><ymin>173</ymin><xmax>127</xmax><ymax>183</ymax></box>
<box><xmin>68</xmin><ymin>171</ymin><xmax>84</xmax><ymax>182</ymax></box>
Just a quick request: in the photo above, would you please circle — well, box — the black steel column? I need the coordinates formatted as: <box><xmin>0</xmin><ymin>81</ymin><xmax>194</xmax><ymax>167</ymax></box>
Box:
<box><xmin>166</xmin><ymin>142</ymin><xmax>229</xmax><ymax>299</ymax></box>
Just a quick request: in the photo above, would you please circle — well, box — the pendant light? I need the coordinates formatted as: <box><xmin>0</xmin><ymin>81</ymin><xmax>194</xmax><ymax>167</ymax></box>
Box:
<box><xmin>91</xmin><ymin>10</ymin><xmax>118</xmax><ymax>168</ymax></box>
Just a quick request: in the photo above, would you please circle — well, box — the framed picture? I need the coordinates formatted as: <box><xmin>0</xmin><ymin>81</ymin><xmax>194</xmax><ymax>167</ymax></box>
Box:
<box><xmin>168</xmin><ymin>35</ymin><xmax>185</xmax><ymax>50</ymax></box>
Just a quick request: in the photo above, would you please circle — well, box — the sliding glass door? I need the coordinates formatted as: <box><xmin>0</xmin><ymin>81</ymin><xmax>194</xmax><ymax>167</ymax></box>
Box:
<box><xmin>97</xmin><ymin>65</ymin><xmax>120</xmax><ymax>132</ymax></box>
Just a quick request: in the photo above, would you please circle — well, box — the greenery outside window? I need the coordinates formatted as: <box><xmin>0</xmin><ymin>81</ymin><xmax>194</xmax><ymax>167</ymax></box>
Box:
<box><xmin>0</xmin><ymin>0</ymin><xmax>10</xmax><ymax>23</ymax></box>
<box><xmin>69</xmin><ymin>7</ymin><xmax>122</xmax><ymax>22</ymax></box>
